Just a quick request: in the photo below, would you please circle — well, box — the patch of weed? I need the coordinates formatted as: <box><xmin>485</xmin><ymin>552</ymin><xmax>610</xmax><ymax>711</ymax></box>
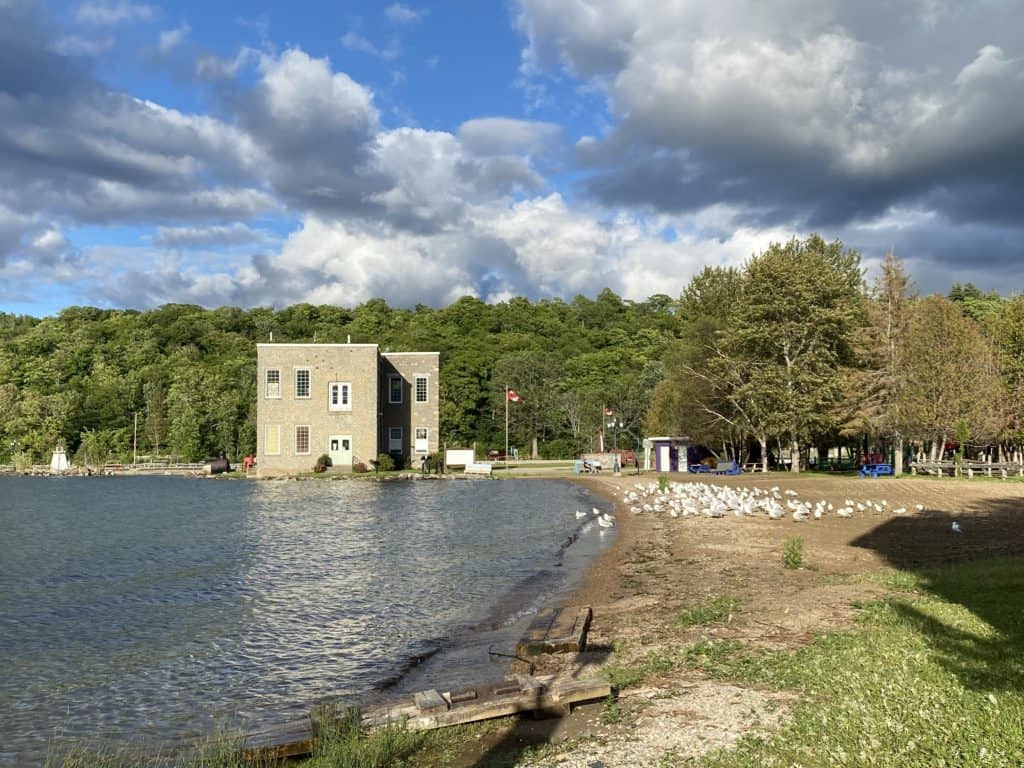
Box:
<box><xmin>781</xmin><ymin>537</ymin><xmax>804</xmax><ymax>570</ymax></box>
<box><xmin>675</xmin><ymin>595</ymin><xmax>738</xmax><ymax>628</ymax></box>
<box><xmin>600</xmin><ymin>694</ymin><xmax>622</xmax><ymax>724</ymax></box>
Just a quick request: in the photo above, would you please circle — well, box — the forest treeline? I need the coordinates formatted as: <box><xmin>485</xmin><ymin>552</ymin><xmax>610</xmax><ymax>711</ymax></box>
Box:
<box><xmin>0</xmin><ymin>235</ymin><xmax>1021</xmax><ymax>468</ymax></box>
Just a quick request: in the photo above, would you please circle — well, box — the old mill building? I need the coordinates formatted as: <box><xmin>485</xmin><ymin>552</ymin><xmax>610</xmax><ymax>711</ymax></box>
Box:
<box><xmin>256</xmin><ymin>343</ymin><xmax>439</xmax><ymax>475</ymax></box>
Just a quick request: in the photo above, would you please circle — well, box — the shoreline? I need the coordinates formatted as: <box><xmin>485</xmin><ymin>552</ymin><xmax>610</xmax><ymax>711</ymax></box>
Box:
<box><xmin>445</xmin><ymin>472</ymin><xmax>1024</xmax><ymax>768</ymax></box>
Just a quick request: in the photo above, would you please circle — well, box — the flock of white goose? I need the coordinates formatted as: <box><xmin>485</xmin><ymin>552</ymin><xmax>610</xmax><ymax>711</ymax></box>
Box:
<box><xmin>604</xmin><ymin>480</ymin><xmax>927</xmax><ymax>523</ymax></box>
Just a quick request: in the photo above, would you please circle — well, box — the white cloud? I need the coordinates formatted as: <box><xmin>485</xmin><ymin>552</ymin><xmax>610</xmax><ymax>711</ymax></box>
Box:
<box><xmin>7</xmin><ymin>0</ymin><xmax>1024</xmax><ymax>312</ymax></box>
<box><xmin>385</xmin><ymin>3</ymin><xmax>426</xmax><ymax>24</ymax></box>
<box><xmin>516</xmin><ymin>0</ymin><xmax>1024</xmax><ymax>230</ymax></box>
<box><xmin>53</xmin><ymin>34</ymin><xmax>114</xmax><ymax>56</ymax></box>
<box><xmin>153</xmin><ymin>223</ymin><xmax>267</xmax><ymax>248</ymax></box>
<box><xmin>75</xmin><ymin>0</ymin><xmax>155</xmax><ymax>25</ymax></box>
<box><xmin>195</xmin><ymin>48</ymin><xmax>259</xmax><ymax>80</ymax></box>
<box><xmin>158</xmin><ymin>23</ymin><xmax>190</xmax><ymax>54</ymax></box>
<box><xmin>458</xmin><ymin>117</ymin><xmax>561</xmax><ymax>157</ymax></box>
<box><xmin>341</xmin><ymin>31</ymin><xmax>400</xmax><ymax>60</ymax></box>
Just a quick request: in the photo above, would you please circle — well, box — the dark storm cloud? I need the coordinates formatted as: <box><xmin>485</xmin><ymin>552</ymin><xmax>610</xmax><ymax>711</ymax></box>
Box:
<box><xmin>520</xmin><ymin>0</ymin><xmax>1024</xmax><ymax>276</ymax></box>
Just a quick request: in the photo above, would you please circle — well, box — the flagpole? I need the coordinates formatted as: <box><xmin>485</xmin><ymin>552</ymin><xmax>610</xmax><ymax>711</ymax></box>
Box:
<box><xmin>505</xmin><ymin>385</ymin><xmax>510</xmax><ymax>474</ymax></box>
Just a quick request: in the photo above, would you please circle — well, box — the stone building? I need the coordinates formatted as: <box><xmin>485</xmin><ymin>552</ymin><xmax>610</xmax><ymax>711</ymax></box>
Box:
<box><xmin>255</xmin><ymin>343</ymin><xmax>439</xmax><ymax>476</ymax></box>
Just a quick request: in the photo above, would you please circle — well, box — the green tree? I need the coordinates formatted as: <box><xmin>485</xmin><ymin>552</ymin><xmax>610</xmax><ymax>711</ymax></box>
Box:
<box><xmin>647</xmin><ymin>266</ymin><xmax>761</xmax><ymax>464</ymax></box>
<box><xmin>167</xmin><ymin>365</ymin><xmax>203</xmax><ymax>461</ymax></box>
<box><xmin>729</xmin><ymin>236</ymin><xmax>863</xmax><ymax>471</ymax></box>
<box><xmin>897</xmin><ymin>295</ymin><xmax>1005</xmax><ymax>459</ymax></box>
<box><xmin>492</xmin><ymin>352</ymin><xmax>564</xmax><ymax>458</ymax></box>
<box><xmin>844</xmin><ymin>250</ymin><xmax>916</xmax><ymax>473</ymax></box>
<box><xmin>987</xmin><ymin>296</ymin><xmax>1024</xmax><ymax>445</ymax></box>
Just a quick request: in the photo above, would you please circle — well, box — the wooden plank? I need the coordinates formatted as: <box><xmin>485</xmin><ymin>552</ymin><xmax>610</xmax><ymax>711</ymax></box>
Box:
<box><xmin>516</xmin><ymin>606</ymin><xmax>592</xmax><ymax>656</ymax></box>
<box><xmin>362</xmin><ymin>675</ymin><xmax>610</xmax><ymax>731</ymax></box>
<box><xmin>414</xmin><ymin>689</ymin><xmax>449</xmax><ymax>714</ymax></box>
<box><xmin>237</xmin><ymin>716</ymin><xmax>314</xmax><ymax>761</ymax></box>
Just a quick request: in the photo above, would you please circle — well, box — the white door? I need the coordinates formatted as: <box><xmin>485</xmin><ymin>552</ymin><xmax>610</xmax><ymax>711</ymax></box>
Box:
<box><xmin>414</xmin><ymin>427</ymin><xmax>429</xmax><ymax>454</ymax></box>
<box><xmin>658</xmin><ymin>445</ymin><xmax>671</xmax><ymax>472</ymax></box>
<box><xmin>329</xmin><ymin>435</ymin><xmax>352</xmax><ymax>466</ymax></box>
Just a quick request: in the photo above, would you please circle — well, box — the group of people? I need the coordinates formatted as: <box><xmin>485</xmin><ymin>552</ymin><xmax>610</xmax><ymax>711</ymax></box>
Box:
<box><xmin>858</xmin><ymin>450</ymin><xmax>886</xmax><ymax>466</ymax></box>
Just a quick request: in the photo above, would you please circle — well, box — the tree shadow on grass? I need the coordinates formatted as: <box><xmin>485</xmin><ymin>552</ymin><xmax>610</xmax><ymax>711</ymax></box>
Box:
<box><xmin>850</xmin><ymin>496</ymin><xmax>1024</xmax><ymax>693</ymax></box>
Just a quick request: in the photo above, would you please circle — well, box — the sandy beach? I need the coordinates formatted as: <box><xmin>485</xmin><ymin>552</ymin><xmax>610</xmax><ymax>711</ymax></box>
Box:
<box><xmin>448</xmin><ymin>471</ymin><xmax>1024</xmax><ymax>767</ymax></box>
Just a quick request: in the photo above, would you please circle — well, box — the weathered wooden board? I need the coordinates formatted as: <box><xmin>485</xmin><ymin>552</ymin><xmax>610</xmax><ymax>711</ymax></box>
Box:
<box><xmin>361</xmin><ymin>674</ymin><xmax>610</xmax><ymax>731</ymax></box>
<box><xmin>414</xmin><ymin>689</ymin><xmax>449</xmax><ymax>714</ymax></box>
<box><xmin>516</xmin><ymin>606</ymin><xmax>592</xmax><ymax>656</ymax></box>
<box><xmin>237</xmin><ymin>716</ymin><xmax>314</xmax><ymax>761</ymax></box>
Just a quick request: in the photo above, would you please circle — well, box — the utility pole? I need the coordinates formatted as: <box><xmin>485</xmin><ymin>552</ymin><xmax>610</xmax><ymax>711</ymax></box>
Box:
<box><xmin>133</xmin><ymin>412</ymin><xmax>138</xmax><ymax>466</ymax></box>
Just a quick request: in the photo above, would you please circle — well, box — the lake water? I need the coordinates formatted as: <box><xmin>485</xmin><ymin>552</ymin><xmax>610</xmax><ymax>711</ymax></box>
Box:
<box><xmin>0</xmin><ymin>475</ymin><xmax>612</xmax><ymax>766</ymax></box>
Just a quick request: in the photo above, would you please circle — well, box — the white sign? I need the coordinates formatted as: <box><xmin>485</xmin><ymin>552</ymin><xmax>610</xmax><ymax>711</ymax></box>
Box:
<box><xmin>445</xmin><ymin>449</ymin><xmax>476</xmax><ymax>468</ymax></box>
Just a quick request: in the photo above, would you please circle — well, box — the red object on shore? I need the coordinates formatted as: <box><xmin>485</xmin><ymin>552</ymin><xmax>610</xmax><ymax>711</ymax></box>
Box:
<box><xmin>243</xmin><ymin>455</ymin><xmax>255</xmax><ymax>470</ymax></box>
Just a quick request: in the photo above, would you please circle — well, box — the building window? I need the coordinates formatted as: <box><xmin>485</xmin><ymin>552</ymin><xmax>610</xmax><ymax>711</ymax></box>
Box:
<box><xmin>388</xmin><ymin>427</ymin><xmax>403</xmax><ymax>453</ymax></box>
<box><xmin>329</xmin><ymin>382</ymin><xmax>352</xmax><ymax>411</ymax></box>
<box><xmin>414</xmin><ymin>427</ymin><xmax>428</xmax><ymax>453</ymax></box>
<box><xmin>265</xmin><ymin>425</ymin><xmax>281</xmax><ymax>455</ymax></box>
<box><xmin>415</xmin><ymin>376</ymin><xmax>428</xmax><ymax>403</ymax></box>
<box><xmin>295</xmin><ymin>368</ymin><xmax>311</xmax><ymax>399</ymax></box>
<box><xmin>266</xmin><ymin>369</ymin><xmax>281</xmax><ymax>399</ymax></box>
<box><xmin>388</xmin><ymin>375</ymin><xmax>403</xmax><ymax>404</ymax></box>
<box><xmin>295</xmin><ymin>425</ymin><xmax>310</xmax><ymax>455</ymax></box>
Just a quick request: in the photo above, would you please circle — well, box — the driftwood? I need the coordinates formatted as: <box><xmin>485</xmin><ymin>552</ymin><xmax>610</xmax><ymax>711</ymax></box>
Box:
<box><xmin>361</xmin><ymin>674</ymin><xmax>610</xmax><ymax>730</ymax></box>
<box><xmin>516</xmin><ymin>606</ymin><xmax>592</xmax><ymax>657</ymax></box>
<box><xmin>232</xmin><ymin>673</ymin><xmax>611</xmax><ymax>760</ymax></box>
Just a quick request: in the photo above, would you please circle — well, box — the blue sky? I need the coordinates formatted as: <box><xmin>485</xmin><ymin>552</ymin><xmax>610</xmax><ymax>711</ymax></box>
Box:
<box><xmin>2</xmin><ymin>0</ymin><xmax>1023</xmax><ymax>315</ymax></box>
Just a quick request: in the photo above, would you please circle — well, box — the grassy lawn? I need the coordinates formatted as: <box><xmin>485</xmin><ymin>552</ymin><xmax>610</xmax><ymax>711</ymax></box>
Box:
<box><xmin>683</xmin><ymin>557</ymin><xmax>1024</xmax><ymax>767</ymax></box>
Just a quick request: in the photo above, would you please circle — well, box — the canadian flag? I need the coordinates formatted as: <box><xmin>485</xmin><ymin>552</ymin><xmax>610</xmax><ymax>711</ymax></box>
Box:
<box><xmin>507</xmin><ymin>389</ymin><xmax>523</xmax><ymax>402</ymax></box>
<box><xmin>603</xmin><ymin>406</ymin><xmax>614</xmax><ymax>416</ymax></box>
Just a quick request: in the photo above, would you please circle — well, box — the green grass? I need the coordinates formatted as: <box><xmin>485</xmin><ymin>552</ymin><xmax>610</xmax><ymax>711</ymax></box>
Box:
<box><xmin>603</xmin><ymin>645</ymin><xmax>683</xmax><ymax>689</ymax></box>
<box><xmin>44</xmin><ymin>705</ymin><xmax>486</xmax><ymax>768</ymax></box>
<box><xmin>44</xmin><ymin>738</ymin><xmax>261</xmax><ymax>768</ymax></box>
<box><xmin>306</xmin><ymin>705</ymin><xmax>438</xmax><ymax>768</ymax></box>
<box><xmin>782</xmin><ymin>537</ymin><xmax>804</xmax><ymax>569</ymax></box>
<box><xmin>675</xmin><ymin>595</ymin><xmax>739</xmax><ymax>628</ymax></box>
<box><xmin>601</xmin><ymin>694</ymin><xmax>622</xmax><ymax>724</ymax></box>
<box><xmin>687</xmin><ymin>557</ymin><xmax>1024</xmax><ymax>767</ymax></box>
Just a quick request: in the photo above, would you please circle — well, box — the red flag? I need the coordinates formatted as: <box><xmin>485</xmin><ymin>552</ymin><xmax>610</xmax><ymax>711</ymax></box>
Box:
<box><xmin>603</xmin><ymin>406</ymin><xmax>614</xmax><ymax>415</ymax></box>
<box><xmin>507</xmin><ymin>389</ymin><xmax>523</xmax><ymax>402</ymax></box>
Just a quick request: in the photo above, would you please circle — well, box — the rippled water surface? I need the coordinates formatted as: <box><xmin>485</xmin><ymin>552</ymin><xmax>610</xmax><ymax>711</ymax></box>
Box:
<box><xmin>0</xmin><ymin>476</ymin><xmax>610</xmax><ymax>765</ymax></box>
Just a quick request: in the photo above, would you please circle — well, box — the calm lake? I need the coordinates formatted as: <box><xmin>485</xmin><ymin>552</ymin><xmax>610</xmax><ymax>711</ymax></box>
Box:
<box><xmin>0</xmin><ymin>475</ymin><xmax>611</xmax><ymax>766</ymax></box>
